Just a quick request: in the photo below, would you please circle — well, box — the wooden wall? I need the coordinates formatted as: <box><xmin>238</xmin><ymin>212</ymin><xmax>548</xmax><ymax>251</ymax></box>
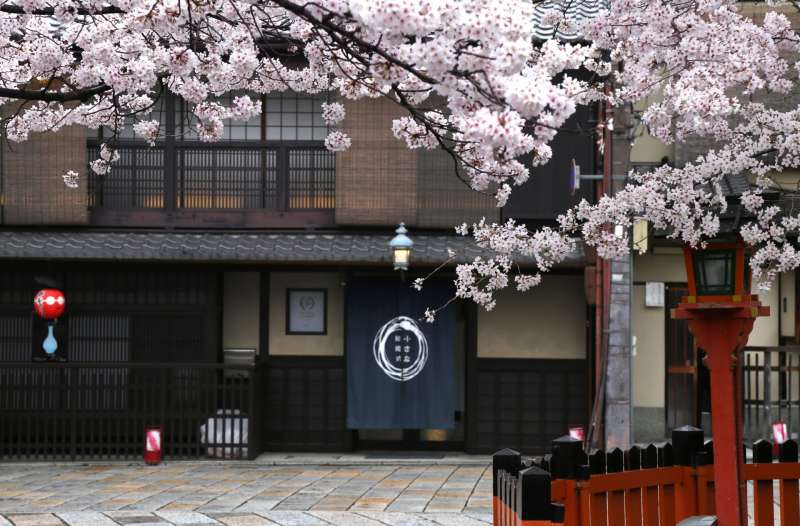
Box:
<box><xmin>468</xmin><ymin>358</ymin><xmax>588</xmax><ymax>454</ymax></box>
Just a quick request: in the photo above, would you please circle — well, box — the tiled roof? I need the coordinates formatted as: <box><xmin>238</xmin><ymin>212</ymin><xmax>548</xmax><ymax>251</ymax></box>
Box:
<box><xmin>0</xmin><ymin>231</ymin><xmax>586</xmax><ymax>267</ymax></box>
<box><xmin>720</xmin><ymin>173</ymin><xmax>751</xmax><ymax>197</ymax></box>
<box><xmin>532</xmin><ymin>0</ymin><xmax>610</xmax><ymax>42</ymax></box>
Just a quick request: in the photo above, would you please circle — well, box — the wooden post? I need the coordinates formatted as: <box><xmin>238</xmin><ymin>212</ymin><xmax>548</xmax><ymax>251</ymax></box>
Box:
<box><xmin>778</xmin><ymin>440</ymin><xmax>799</xmax><ymax>525</ymax></box>
<box><xmin>550</xmin><ymin>435</ymin><xmax>585</xmax><ymax>526</ymax></box>
<box><xmin>752</xmin><ymin>439</ymin><xmax>775</xmax><ymax>526</ymax></box>
<box><xmin>493</xmin><ymin>449</ymin><xmax>521</xmax><ymax>526</ymax></box>
<box><xmin>672</xmin><ymin>425</ymin><xmax>703</xmax><ymax>521</ymax></box>
<box><xmin>517</xmin><ymin>466</ymin><xmax>564</xmax><ymax>525</ymax></box>
<box><xmin>674</xmin><ymin>300</ymin><xmax>768</xmax><ymax>526</ymax></box>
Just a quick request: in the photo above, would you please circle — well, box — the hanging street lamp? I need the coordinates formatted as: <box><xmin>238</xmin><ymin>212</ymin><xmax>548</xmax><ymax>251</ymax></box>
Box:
<box><xmin>390</xmin><ymin>222</ymin><xmax>413</xmax><ymax>271</ymax></box>
<box><xmin>673</xmin><ymin>236</ymin><xmax>768</xmax><ymax>526</ymax></box>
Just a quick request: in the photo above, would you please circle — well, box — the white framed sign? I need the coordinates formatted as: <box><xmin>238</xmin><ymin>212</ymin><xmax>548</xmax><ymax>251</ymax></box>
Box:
<box><xmin>286</xmin><ymin>288</ymin><xmax>327</xmax><ymax>334</ymax></box>
<box><xmin>645</xmin><ymin>282</ymin><xmax>665</xmax><ymax>308</ymax></box>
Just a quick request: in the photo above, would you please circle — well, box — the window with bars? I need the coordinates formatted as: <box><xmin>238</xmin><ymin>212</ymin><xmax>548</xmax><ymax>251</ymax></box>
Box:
<box><xmin>87</xmin><ymin>91</ymin><xmax>335</xmax><ymax>213</ymax></box>
<box><xmin>90</xmin><ymin>91</ymin><xmax>329</xmax><ymax>143</ymax></box>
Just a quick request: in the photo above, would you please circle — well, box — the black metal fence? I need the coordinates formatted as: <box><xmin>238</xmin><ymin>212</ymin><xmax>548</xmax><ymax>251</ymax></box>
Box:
<box><xmin>0</xmin><ymin>362</ymin><xmax>261</xmax><ymax>461</ymax></box>
<box><xmin>88</xmin><ymin>141</ymin><xmax>335</xmax><ymax>211</ymax></box>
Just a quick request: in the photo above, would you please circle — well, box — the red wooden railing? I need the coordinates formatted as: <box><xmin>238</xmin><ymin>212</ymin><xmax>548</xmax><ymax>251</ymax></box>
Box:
<box><xmin>494</xmin><ymin>427</ymin><xmax>800</xmax><ymax>526</ymax></box>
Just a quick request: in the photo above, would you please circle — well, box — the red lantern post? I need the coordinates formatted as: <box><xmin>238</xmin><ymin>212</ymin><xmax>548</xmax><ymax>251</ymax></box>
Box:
<box><xmin>673</xmin><ymin>240</ymin><xmax>768</xmax><ymax>526</ymax></box>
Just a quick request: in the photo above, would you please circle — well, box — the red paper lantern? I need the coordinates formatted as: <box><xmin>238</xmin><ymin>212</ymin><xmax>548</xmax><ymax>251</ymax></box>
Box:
<box><xmin>34</xmin><ymin>289</ymin><xmax>66</xmax><ymax>320</ymax></box>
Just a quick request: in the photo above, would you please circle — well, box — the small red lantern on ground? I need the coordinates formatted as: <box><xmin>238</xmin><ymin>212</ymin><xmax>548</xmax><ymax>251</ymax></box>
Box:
<box><xmin>34</xmin><ymin>289</ymin><xmax>66</xmax><ymax>320</ymax></box>
<box><xmin>568</xmin><ymin>425</ymin><xmax>585</xmax><ymax>441</ymax></box>
<box><xmin>773</xmin><ymin>420</ymin><xmax>789</xmax><ymax>456</ymax></box>
<box><xmin>144</xmin><ymin>427</ymin><xmax>162</xmax><ymax>465</ymax></box>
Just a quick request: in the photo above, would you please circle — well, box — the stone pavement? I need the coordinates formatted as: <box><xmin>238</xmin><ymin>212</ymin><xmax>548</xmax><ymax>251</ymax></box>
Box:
<box><xmin>0</xmin><ymin>461</ymin><xmax>493</xmax><ymax>526</ymax></box>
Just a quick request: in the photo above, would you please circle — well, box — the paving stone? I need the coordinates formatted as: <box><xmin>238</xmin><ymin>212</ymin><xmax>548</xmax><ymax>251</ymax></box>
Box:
<box><xmin>256</xmin><ymin>512</ymin><xmax>328</xmax><ymax>526</ymax></box>
<box><xmin>423</xmin><ymin>513</ymin><xmax>490</xmax><ymax>526</ymax></box>
<box><xmin>385</xmin><ymin>499</ymin><xmax>428</xmax><ymax>513</ymax></box>
<box><xmin>461</xmin><ymin>512</ymin><xmax>492</xmax><ymax>524</ymax></box>
<box><xmin>309</xmin><ymin>512</ymin><xmax>385</xmax><ymax>525</ymax></box>
<box><xmin>210</xmin><ymin>514</ymin><xmax>277</xmax><ymax>526</ymax></box>
<box><xmin>154</xmin><ymin>511</ymin><xmax>220</xmax><ymax>525</ymax></box>
<box><xmin>5</xmin><ymin>514</ymin><xmax>64</xmax><ymax>526</ymax></box>
<box><xmin>356</xmin><ymin>512</ymin><xmax>441</xmax><ymax>526</ymax></box>
<box><xmin>0</xmin><ymin>463</ymin><xmax>493</xmax><ymax>525</ymax></box>
<box><xmin>231</xmin><ymin>501</ymin><xmax>281</xmax><ymax>514</ymax></box>
<box><xmin>55</xmin><ymin>512</ymin><xmax>118</xmax><ymax>526</ymax></box>
<box><xmin>105</xmin><ymin>511</ymin><xmax>163</xmax><ymax>524</ymax></box>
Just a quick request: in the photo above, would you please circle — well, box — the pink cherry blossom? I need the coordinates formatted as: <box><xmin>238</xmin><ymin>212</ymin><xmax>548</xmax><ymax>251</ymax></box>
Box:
<box><xmin>2</xmin><ymin>0</ymin><xmax>800</xmax><ymax>307</ymax></box>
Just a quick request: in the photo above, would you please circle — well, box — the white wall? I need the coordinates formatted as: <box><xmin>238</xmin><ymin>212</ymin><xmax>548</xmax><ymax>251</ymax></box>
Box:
<box><xmin>632</xmin><ymin>283</ymin><xmax>665</xmax><ymax>407</ymax></box>
<box><xmin>477</xmin><ymin>275</ymin><xmax>586</xmax><ymax>359</ymax></box>
<box><xmin>632</xmin><ymin>251</ymin><xmax>788</xmax><ymax>409</ymax></box>
<box><xmin>223</xmin><ymin>272</ymin><xmax>260</xmax><ymax>354</ymax></box>
<box><xmin>269</xmin><ymin>272</ymin><xmax>345</xmax><ymax>356</ymax></box>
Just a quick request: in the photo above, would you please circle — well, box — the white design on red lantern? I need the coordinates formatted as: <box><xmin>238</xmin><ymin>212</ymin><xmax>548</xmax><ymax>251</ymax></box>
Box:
<box><xmin>146</xmin><ymin>429</ymin><xmax>161</xmax><ymax>452</ymax></box>
<box><xmin>33</xmin><ymin>289</ymin><xmax>66</xmax><ymax>320</ymax></box>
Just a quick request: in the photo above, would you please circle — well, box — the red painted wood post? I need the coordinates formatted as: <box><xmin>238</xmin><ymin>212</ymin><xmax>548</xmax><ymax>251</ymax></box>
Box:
<box><xmin>623</xmin><ymin>446</ymin><xmax>643</xmax><ymax>526</ymax></box>
<box><xmin>674</xmin><ymin>297</ymin><xmax>767</xmax><ymax>526</ymax></box>
<box><xmin>641</xmin><ymin>445</ymin><xmax>660</xmax><ymax>526</ymax></box>
<box><xmin>752</xmin><ymin>439</ymin><xmax>775</xmax><ymax>526</ymax></box>
<box><xmin>692</xmin><ymin>315</ymin><xmax>752</xmax><ymax>526</ymax></box>
<box><xmin>605</xmin><ymin>449</ymin><xmax>625</xmax><ymax>521</ymax></box>
<box><xmin>550</xmin><ymin>434</ymin><xmax>585</xmax><ymax>526</ymax></box>
<box><xmin>587</xmin><ymin>449</ymin><xmax>607</xmax><ymax>526</ymax></box>
<box><xmin>657</xmin><ymin>443</ymin><xmax>676</xmax><ymax>526</ymax></box>
<box><xmin>672</xmin><ymin>425</ymin><xmax>703</xmax><ymax>521</ymax></box>
<box><xmin>778</xmin><ymin>440</ymin><xmax>800</xmax><ymax>526</ymax></box>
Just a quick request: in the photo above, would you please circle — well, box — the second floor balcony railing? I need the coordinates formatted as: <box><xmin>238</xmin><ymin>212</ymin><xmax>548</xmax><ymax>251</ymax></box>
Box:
<box><xmin>87</xmin><ymin>140</ymin><xmax>336</xmax><ymax>228</ymax></box>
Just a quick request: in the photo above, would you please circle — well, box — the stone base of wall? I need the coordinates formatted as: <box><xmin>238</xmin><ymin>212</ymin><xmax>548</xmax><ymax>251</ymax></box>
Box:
<box><xmin>633</xmin><ymin>406</ymin><xmax>666</xmax><ymax>443</ymax></box>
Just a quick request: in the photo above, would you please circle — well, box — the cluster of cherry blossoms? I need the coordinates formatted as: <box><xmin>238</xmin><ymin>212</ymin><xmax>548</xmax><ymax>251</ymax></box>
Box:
<box><xmin>5</xmin><ymin>0</ymin><xmax>800</xmax><ymax>312</ymax></box>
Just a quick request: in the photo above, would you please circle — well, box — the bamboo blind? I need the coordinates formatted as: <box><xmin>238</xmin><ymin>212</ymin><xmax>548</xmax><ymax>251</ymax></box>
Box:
<box><xmin>2</xmin><ymin>124</ymin><xmax>89</xmax><ymax>225</ymax></box>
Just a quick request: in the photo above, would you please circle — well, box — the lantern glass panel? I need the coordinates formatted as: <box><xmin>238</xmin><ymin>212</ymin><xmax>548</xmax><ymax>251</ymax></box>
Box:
<box><xmin>693</xmin><ymin>249</ymin><xmax>735</xmax><ymax>296</ymax></box>
<box><xmin>393</xmin><ymin>247</ymin><xmax>411</xmax><ymax>269</ymax></box>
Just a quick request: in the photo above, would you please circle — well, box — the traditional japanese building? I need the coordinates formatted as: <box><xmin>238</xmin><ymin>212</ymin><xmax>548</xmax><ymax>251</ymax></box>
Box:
<box><xmin>0</xmin><ymin>90</ymin><xmax>601</xmax><ymax>460</ymax></box>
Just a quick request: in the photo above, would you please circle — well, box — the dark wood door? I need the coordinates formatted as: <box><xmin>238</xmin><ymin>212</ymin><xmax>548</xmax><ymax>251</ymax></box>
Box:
<box><xmin>665</xmin><ymin>285</ymin><xmax>698</xmax><ymax>430</ymax></box>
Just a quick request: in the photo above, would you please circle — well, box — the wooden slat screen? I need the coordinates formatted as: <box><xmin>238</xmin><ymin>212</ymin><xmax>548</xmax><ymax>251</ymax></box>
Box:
<box><xmin>472</xmin><ymin>359</ymin><xmax>588</xmax><ymax>454</ymax></box>
<box><xmin>0</xmin><ymin>363</ymin><xmax>260</xmax><ymax>461</ymax></box>
<box><xmin>263</xmin><ymin>356</ymin><xmax>349</xmax><ymax>452</ymax></box>
<box><xmin>88</xmin><ymin>141</ymin><xmax>333</xmax><ymax>211</ymax></box>
<box><xmin>88</xmin><ymin>143</ymin><xmax>165</xmax><ymax>208</ymax></box>
<box><xmin>288</xmin><ymin>147</ymin><xmax>335</xmax><ymax>209</ymax></box>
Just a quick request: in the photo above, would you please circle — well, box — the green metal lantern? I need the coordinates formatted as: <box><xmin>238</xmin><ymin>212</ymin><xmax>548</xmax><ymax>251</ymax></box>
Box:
<box><xmin>683</xmin><ymin>237</ymin><xmax>750</xmax><ymax>302</ymax></box>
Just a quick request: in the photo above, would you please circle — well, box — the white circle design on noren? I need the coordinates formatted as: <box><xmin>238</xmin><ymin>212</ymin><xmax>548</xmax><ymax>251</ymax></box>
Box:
<box><xmin>373</xmin><ymin>316</ymin><xmax>429</xmax><ymax>382</ymax></box>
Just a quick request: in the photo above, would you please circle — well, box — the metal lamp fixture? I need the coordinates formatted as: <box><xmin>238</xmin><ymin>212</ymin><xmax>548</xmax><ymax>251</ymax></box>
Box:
<box><xmin>390</xmin><ymin>222</ymin><xmax>413</xmax><ymax>271</ymax></box>
<box><xmin>682</xmin><ymin>237</ymin><xmax>750</xmax><ymax>300</ymax></box>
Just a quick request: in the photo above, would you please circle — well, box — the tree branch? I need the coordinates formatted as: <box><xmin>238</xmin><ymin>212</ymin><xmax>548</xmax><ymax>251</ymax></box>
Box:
<box><xmin>0</xmin><ymin>5</ymin><xmax>124</xmax><ymax>16</ymax></box>
<box><xmin>0</xmin><ymin>84</ymin><xmax>109</xmax><ymax>102</ymax></box>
